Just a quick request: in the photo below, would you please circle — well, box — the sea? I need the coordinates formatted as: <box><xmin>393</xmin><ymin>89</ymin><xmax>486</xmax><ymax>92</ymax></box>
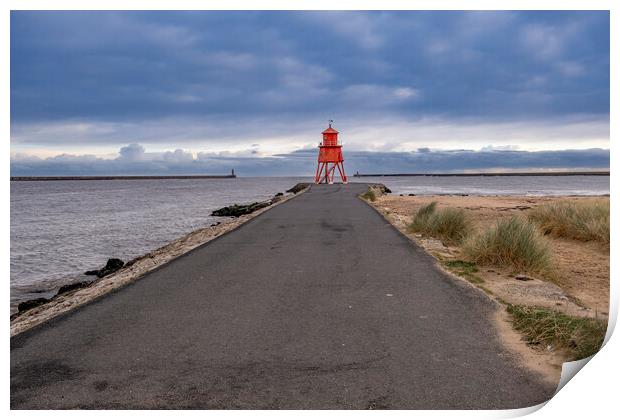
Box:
<box><xmin>10</xmin><ymin>175</ymin><xmax>609</xmax><ymax>310</ymax></box>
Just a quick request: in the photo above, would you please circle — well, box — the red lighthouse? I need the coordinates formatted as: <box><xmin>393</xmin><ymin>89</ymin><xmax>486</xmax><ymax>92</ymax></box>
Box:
<box><xmin>314</xmin><ymin>120</ymin><xmax>348</xmax><ymax>184</ymax></box>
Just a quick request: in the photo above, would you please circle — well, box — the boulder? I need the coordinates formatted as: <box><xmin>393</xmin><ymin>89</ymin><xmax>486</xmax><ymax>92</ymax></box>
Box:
<box><xmin>57</xmin><ymin>281</ymin><xmax>91</xmax><ymax>295</ymax></box>
<box><xmin>286</xmin><ymin>183</ymin><xmax>311</xmax><ymax>194</ymax></box>
<box><xmin>272</xmin><ymin>192</ymin><xmax>285</xmax><ymax>203</ymax></box>
<box><xmin>84</xmin><ymin>258</ymin><xmax>125</xmax><ymax>278</ymax></box>
<box><xmin>17</xmin><ymin>297</ymin><xmax>50</xmax><ymax>313</ymax></box>
<box><xmin>368</xmin><ymin>183</ymin><xmax>391</xmax><ymax>194</ymax></box>
<box><xmin>211</xmin><ymin>201</ymin><xmax>271</xmax><ymax>217</ymax></box>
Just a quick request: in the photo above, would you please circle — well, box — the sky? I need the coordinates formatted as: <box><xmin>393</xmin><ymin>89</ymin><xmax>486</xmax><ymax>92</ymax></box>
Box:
<box><xmin>10</xmin><ymin>11</ymin><xmax>610</xmax><ymax>176</ymax></box>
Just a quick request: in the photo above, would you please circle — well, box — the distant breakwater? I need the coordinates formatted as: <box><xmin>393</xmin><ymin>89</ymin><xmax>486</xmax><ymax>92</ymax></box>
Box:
<box><xmin>11</xmin><ymin>174</ymin><xmax>236</xmax><ymax>181</ymax></box>
<box><xmin>353</xmin><ymin>171</ymin><xmax>610</xmax><ymax>177</ymax></box>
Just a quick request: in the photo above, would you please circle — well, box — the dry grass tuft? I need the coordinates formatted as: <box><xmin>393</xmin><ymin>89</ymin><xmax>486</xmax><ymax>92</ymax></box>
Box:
<box><xmin>361</xmin><ymin>189</ymin><xmax>377</xmax><ymax>202</ymax></box>
<box><xmin>409</xmin><ymin>202</ymin><xmax>437</xmax><ymax>231</ymax></box>
<box><xmin>464</xmin><ymin>217</ymin><xmax>553</xmax><ymax>278</ymax></box>
<box><xmin>408</xmin><ymin>202</ymin><xmax>471</xmax><ymax>245</ymax></box>
<box><xmin>507</xmin><ymin>304</ymin><xmax>606</xmax><ymax>360</ymax></box>
<box><xmin>528</xmin><ymin>200</ymin><xmax>609</xmax><ymax>245</ymax></box>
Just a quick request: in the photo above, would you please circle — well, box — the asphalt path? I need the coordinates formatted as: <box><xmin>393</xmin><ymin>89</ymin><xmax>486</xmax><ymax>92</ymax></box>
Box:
<box><xmin>11</xmin><ymin>183</ymin><xmax>555</xmax><ymax>409</ymax></box>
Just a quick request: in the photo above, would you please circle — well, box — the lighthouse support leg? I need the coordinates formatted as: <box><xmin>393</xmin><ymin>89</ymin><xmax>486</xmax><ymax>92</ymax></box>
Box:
<box><xmin>336</xmin><ymin>162</ymin><xmax>348</xmax><ymax>184</ymax></box>
<box><xmin>315</xmin><ymin>162</ymin><xmax>325</xmax><ymax>184</ymax></box>
<box><xmin>328</xmin><ymin>164</ymin><xmax>337</xmax><ymax>184</ymax></box>
<box><xmin>319</xmin><ymin>163</ymin><xmax>329</xmax><ymax>184</ymax></box>
<box><xmin>324</xmin><ymin>163</ymin><xmax>329</xmax><ymax>184</ymax></box>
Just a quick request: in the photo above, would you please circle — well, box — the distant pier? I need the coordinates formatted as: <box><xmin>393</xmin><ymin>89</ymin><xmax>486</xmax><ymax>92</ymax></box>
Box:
<box><xmin>353</xmin><ymin>171</ymin><xmax>610</xmax><ymax>177</ymax></box>
<box><xmin>11</xmin><ymin>173</ymin><xmax>237</xmax><ymax>181</ymax></box>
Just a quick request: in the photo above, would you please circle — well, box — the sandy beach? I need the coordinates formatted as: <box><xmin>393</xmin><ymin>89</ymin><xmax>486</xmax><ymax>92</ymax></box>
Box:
<box><xmin>360</xmin><ymin>190</ymin><xmax>609</xmax><ymax>375</ymax></box>
<box><xmin>370</xmin><ymin>194</ymin><xmax>610</xmax><ymax>315</ymax></box>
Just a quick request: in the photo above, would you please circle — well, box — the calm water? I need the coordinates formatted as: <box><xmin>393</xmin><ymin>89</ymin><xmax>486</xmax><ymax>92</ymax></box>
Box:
<box><xmin>363</xmin><ymin>175</ymin><xmax>610</xmax><ymax>196</ymax></box>
<box><xmin>10</xmin><ymin>175</ymin><xmax>609</xmax><ymax>308</ymax></box>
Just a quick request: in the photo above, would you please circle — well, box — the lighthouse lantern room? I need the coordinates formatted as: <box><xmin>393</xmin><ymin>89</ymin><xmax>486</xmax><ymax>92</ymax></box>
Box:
<box><xmin>314</xmin><ymin>120</ymin><xmax>348</xmax><ymax>184</ymax></box>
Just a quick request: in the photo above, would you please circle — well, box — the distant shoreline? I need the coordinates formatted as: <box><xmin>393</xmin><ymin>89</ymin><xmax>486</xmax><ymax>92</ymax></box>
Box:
<box><xmin>10</xmin><ymin>174</ymin><xmax>236</xmax><ymax>181</ymax></box>
<box><xmin>353</xmin><ymin>171</ymin><xmax>610</xmax><ymax>177</ymax></box>
<box><xmin>9</xmin><ymin>171</ymin><xmax>610</xmax><ymax>181</ymax></box>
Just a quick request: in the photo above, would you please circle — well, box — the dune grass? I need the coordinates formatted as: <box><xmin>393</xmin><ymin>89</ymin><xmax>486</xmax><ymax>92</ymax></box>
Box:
<box><xmin>463</xmin><ymin>217</ymin><xmax>553</xmax><ymax>277</ymax></box>
<box><xmin>528</xmin><ymin>200</ymin><xmax>609</xmax><ymax>245</ymax></box>
<box><xmin>361</xmin><ymin>189</ymin><xmax>377</xmax><ymax>202</ymax></box>
<box><xmin>409</xmin><ymin>202</ymin><xmax>437</xmax><ymax>231</ymax></box>
<box><xmin>408</xmin><ymin>202</ymin><xmax>472</xmax><ymax>245</ymax></box>
<box><xmin>507</xmin><ymin>304</ymin><xmax>606</xmax><ymax>360</ymax></box>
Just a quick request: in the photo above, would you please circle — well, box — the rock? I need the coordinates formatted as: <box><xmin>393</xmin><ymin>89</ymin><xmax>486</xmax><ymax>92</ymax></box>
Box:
<box><xmin>57</xmin><ymin>281</ymin><xmax>91</xmax><ymax>295</ymax></box>
<box><xmin>515</xmin><ymin>274</ymin><xmax>533</xmax><ymax>281</ymax></box>
<box><xmin>408</xmin><ymin>193</ymin><xmax>416</xmax><ymax>196</ymax></box>
<box><xmin>211</xmin><ymin>201</ymin><xmax>272</xmax><ymax>217</ymax></box>
<box><xmin>100</xmin><ymin>258</ymin><xmax>124</xmax><ymax>275</ymax></box>
<box><xmin>210</xmin><ymin>222</ymin><xmax>221</xmax><ymax>227</ymax></box>
<box><xmin>84</xmin><ymin>258</ymin><xmax>125</xmax><ymax>278</ymax></box>
<box><xmin>18</xmin><ymin>297</ymin><xmax>50</xmax><ymax>313</ymax></box>
<box><xmin>275</xmin><ymin>192</ymin><xmax>284</xmax><ymax>196</ymax></box>
<box><xmin>287</xmin><ymin>183</ymin><xmax>311</xmax><ymax>194</ymax></box>
<box><xmin>371</xmin><ymin>184</ymin><xmax>391</xmax><ymax>194</ymax></box>
<box><xmin>123</xmin><ymin>256</ymin><xmax>142</xmax><ymax>268</ymax></box>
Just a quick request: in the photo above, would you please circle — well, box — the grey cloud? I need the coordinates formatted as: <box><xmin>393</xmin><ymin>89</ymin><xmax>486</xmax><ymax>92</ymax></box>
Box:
<box><xmin>10</xmin><ymin>144</ymin><xmax>609</xmax><ymax>177</ymax></box>
<box><xmin>11</xmin><ymin>11</ymin><xmax>609</xmax><ymax>126</ymax></box>
<box><xmin>118</xmin><ymin>143</ymin><xmax>146</xmax><ymax>160</ymax></box>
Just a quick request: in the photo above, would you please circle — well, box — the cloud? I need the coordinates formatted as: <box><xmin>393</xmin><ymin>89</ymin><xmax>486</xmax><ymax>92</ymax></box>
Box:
<box><xmin>10</xmin><ymin>11</ymin><xmax>610</xmax><ymax>169</ymax></box>
<box><xmin>10</xmin><ymin>144</ymin><xmax>609</xmax><ymax>177</ymax></box>
<box><xmin>118</xmin><ymin>143</ymin><xmax>146</xmax><ymax>161</ymax></box>
<box><xmin>10</xmin><ymin>114</ymin><xmax>610</xmax><ymax>158</ymax></box>
<box><xmin>11</xmin><ymin>11</ymin><xmax>609</xmax><ymax>125</ymax></box>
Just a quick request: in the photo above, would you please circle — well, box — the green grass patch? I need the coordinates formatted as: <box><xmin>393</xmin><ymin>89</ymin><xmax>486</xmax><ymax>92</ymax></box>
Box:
<box><xmin>463</xmin><ymin>217</ymin><xmax>553</xmax><ymax>278</ymax></box>
<box><xmin>443</xmin><ymin>260</ymin><xmax>484</xmax><ymax>284</ymax></box>
<box><xmin>409</xmin><ymin>202</ymin><xmax>437</xmax><ymax>232</ymax></box>
<box><xmin>528</xmin><ymin>200</ymin><xmax>609</xmax><ymax>246</ymax></box>
<box><xmin>507</xmin><ymin>304</ymin><xmax>607</xmax><ymax>360</ymax></box>
<box><xmin>361</xmin><ymin>189</ymin><xmax>377</xmax><ymax>202</ymax></box>
<box><xmin>408</xmin><ymin>202</ymin><xmax>472</xmax><ymax>245</ymax></box>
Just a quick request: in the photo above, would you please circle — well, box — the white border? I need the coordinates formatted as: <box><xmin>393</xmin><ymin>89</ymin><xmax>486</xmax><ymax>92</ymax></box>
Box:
<box><xmin>3</xmin><ymin>2</ymin><xmax>616</xmax><ymax>419</ymax></box>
